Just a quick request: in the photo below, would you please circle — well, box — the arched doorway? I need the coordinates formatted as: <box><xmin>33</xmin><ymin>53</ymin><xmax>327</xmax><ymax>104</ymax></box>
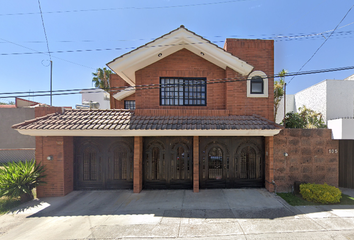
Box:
<box><xmin>143</xmin><ymin>137</ymin><xmax>193</xmax><ymax>189</ymax></box>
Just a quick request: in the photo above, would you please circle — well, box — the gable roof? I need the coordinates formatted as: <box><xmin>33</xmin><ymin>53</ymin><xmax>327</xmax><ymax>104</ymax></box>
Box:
<box><xmin>12</xmin><ymin>109</ymin><xmax>282</xmax><ymax>137</ymax></box>
<box><xmin>107</xmin><ymin>26</ymin><xmax>254</xmax><ymax>86</ymax></box>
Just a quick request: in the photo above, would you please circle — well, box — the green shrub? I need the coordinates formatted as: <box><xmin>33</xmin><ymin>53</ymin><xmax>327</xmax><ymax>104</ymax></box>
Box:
<box><xmin>300</xmin><ymin>183</ymin><xmax>342</xmax><ymax>204</ymax></box>
<box><xmin>0</xmin><ymin>160</ymin><xmax>46</xmax><ymax>202</ymax></box>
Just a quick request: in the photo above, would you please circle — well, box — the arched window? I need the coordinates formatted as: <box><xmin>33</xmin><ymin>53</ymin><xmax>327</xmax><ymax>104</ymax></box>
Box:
<box><xmin>250</xmin><ymin>76</ymin><xmax>263</xmax><ymax>94</ymax></box>
<box><xmin>247</xmin><ymin>71</ymin><xmax>268</xmax><ymax>98</ymax></box>
<box><xmin>208</xmin><ymin>147</ymin><xmax>223</xmax><ymax>180</ymax></box>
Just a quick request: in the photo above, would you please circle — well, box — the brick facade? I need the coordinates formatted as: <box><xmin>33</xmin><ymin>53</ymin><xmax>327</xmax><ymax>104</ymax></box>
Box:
<box><xmin>133</xmin><ymin>136</ymin><xmax>143</xmax><ymax>193</ymax></box>
<box><xmin>35</xmin><ymin>136</ymin><xmax>74</xmax><ymax>197</ymax></box>
<box><xmin>110</xmin><ymin>42</ymin><xmax>274</xmax><ymax>121</ymax></box>
<box><xmin>273</xmin><ymin>129</ymin><xmax>339</xmax><ymax>192</ymax></box>
<box><xmin>35</xmin><ymin>107</ymin><xmax>74</xmax><ymax>197</ymax></box>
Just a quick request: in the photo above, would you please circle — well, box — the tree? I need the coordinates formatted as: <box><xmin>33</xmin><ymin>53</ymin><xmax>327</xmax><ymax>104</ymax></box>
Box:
<box><xmin>92</xmin><ymin>67</ymin><xmax>112</xmax><ymax>92</ymax></box>
<box><xmin>282</xmin><ymin>105</ymin><xmax>326</xmax><ymax>129</ymax></box>
<box><xmin>274</xmin><ymin>69</ymin><xmax>287</xmax><ymax>120</ymax></box>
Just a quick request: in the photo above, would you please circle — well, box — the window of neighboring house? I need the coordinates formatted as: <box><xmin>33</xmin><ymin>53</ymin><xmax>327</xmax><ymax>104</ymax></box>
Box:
<box><xmin>124</xmin><ymin>100</ymin><xmax>136</xmax><ymax>110</ymax></box>
<box><xmin>247</xmin><ymin>71</ymin><xmax>268</xmax><ymax>98</ymax></box>
<box><xmin>250</xmin><ymin>76</ymin><xmax>264</xmax><ymax>94</ymax></box>
<box><xmin>160</xmin><ymin>78</ymin><xmax>206</xmax><ymax>106</ymax></box>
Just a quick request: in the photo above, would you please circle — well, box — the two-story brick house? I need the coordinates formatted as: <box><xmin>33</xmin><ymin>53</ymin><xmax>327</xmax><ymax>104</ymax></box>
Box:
<box><xmin>12</xmin><ymin>26</ymin><xmax>284</xmax><ymax>197</ymax></box>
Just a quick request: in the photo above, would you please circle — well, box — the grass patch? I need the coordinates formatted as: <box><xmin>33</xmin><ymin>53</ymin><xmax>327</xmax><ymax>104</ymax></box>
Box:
<box><xmin>278</xmin><ymin>193</ymin><xmax>354</xmax><ymax>206</ymax></box>
<box><xmin>0</xmin><ymin>196</ymin><xmax>22</xmax><ymax>215</ymax></box>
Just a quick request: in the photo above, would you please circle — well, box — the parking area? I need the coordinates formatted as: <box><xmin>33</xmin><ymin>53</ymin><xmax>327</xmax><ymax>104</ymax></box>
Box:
<box><xmin>1</xmin><ymin>188</ymin><xmax>354</xmax><ymax>239</ymax></box>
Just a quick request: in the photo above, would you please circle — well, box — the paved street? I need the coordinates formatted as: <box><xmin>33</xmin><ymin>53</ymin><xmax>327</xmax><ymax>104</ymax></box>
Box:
<box><xmin>1</xmin><ymin>188</ymin><xmax>354</xmax><ymax>239</ymax></box>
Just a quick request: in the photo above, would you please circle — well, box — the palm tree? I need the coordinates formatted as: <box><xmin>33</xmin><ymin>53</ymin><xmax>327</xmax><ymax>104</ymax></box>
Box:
<box><xmin>92</xmin><ymin>67</ymin><xmax>112</xmax><ymax>92</ymax></box>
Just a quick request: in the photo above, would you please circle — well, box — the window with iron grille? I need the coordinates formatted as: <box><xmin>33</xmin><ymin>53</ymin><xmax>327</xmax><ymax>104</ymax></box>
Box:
<box><xmin>124</xmin><ymin>100</ymin><xmax>136</xmax><ymax>110</ymax></box>
<box><xmin>160</xmin><ymin>78</ymin><xmax>206</xmax><ymax>106</ymax></box>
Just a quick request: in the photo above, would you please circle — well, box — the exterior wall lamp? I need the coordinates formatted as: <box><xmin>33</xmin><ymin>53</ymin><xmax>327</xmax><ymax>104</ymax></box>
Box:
<box><xmin>47</xmin><ymin>155</ymin><xmax>53</xmax><ymax>161</ymax></box>
<box><xmin>284</xmin><ymin>152</ymin><xmax>288</xmax><ymax>157</ymax></box>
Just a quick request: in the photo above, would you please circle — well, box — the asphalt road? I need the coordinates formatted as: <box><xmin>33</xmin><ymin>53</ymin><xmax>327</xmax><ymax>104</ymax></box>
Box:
<box><xmin>1</xmin><ymin>188</ymin><xmax>354</xmax><ymax>239</ymax></box>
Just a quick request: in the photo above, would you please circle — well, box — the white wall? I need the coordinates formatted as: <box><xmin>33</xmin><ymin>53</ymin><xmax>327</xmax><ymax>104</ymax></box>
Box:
<box><xmin>295</xmin><ymin>80</ymin><xmax>327</xmax><ymax>122</ymax></box>
<box><xmin>328</xmin><ymin>118</ymin><xmax>354</xmax><ymax>140</ymax></box>
<box><xmin>80</xmin><ymin>89</ymin><xmax>110</xmax><ymax>109</ymax></box>
<box><xmin>326</xmin><ymin>80</ymin><xmax>354</xmax><ymax>121</ymax></box>
<box><xmin>275</xmin><ymin>94</ymin><xmax>295</xmax><ymax>124</ymax></box>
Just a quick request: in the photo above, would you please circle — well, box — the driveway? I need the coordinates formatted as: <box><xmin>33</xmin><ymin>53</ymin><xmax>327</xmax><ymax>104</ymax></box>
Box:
<box><xmin>1</xmin><ymin>188</ymin><xmax>354</xmax><ymax>239</ymax></box>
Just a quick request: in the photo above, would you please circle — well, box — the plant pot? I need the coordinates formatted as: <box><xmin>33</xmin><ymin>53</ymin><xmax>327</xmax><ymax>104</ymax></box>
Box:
<box><xmin>20</xmin><ymin>192</ymin><xmax>34</xmax><ymax>203</ymax></box>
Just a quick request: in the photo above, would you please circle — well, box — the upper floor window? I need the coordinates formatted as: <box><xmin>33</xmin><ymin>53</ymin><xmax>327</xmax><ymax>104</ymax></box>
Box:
<box><xmin>124</xmin><ymin>100</ymin><xmax>136</xmax><ymax>110</ymax></box>
<box><xmin>160</xmin><ymin>78</ymin><xmax>206</xmax><ymax>106</ymax></box>
<box><xmin>250</xmin><ymin>76</ymin><xmax>264</xmax><ymax>94</ymax></box>
<box><xmin>247</xmin><ymin>71</ymin><xmax>268</xmax><ymax>98</ymax></box>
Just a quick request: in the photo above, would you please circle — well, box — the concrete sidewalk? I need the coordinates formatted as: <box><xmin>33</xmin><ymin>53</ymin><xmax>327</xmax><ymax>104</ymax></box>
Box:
<box><xmin>0</xmin><ymin>188</ymin><xmax>354</xmax><ymax>239</ymax></box>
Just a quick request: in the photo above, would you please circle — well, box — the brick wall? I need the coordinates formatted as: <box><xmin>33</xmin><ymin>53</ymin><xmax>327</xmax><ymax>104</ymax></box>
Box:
<box><xmin>224</xmin><ymin>39</ymin><xmax>274</xmax><ymax>121</ymax></box>
<box><xmin>35</xmin><ymin>136</ymin><xmax>74</xmax><ymax>197</ymax></box>
<box><xmin>273</xmin><ymin>129</ymin><xmax>339</xmax><ymax>192</ymax></box>
<box><xmin>35</xmin><ymin>107</ymin><xmax>74</xmax><ymax>197</ymax></box>
<box><xmin>35</xmin><ymin>106</ymin><xmax>64</xmax><ymax>118</ymax></box>
<box><xmin>110</xmin><ymin>43</ymin><xmax>274</xmax><ymax>120</ymax></box>
<box><xmin>135</xmin><ymin>48</ymin><xmax>226</xmax><ymax>110</ymax></box>
<box><xmin>110</xmin><ymin>74</ymin><xmax>136</xmax><ymax>109</ymax></box>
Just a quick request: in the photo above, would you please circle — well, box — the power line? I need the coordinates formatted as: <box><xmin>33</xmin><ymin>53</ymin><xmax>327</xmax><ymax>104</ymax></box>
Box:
<box><xmin>0</xmin><ymin>37</ymin><xmax>95</xmax><ymax>69</ymax></box>
<box><xmin>288</xmin><ymin>4</ymin><xmax>354</xmax><ymax>85</ymax></box>
<box><xmin>38</xmin><ymin>0</ymin><xmax>51</xmax><ymax>60</ymax></box>
<box><xmin>1</xmin><ymin>31</ymin><xmax>353</xmax><ymax>57</ymax></box>
<box><xmin>0</xmin><ymin>0</ymin><xmax>251</xmax><ymax>16</ymax></box>
<box><xmin>1</xmin><ymin>65</ymin><xmax>354</xmax><ymax>99</ymax></box>
<box><xmin>3</xmin><ymin>29</ymin><xmax>353</xmax><ymax>45</ymax></box>
<box><xmin>38</xmin><ymin>0</ymin><xmax>54</xmax><ymax>106</ymax></box>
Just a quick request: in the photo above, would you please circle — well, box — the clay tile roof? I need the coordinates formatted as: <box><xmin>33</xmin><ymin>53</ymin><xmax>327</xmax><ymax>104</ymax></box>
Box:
<box><xmin>12</xmin><ymin>109</ymin><xmax>283</xmax><ymax>131</ymax></box>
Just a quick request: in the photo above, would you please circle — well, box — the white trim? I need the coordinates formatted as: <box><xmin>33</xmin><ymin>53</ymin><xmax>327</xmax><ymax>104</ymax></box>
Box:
<box><xmin>247</xmin><ymin>70</ymin><xmax>269</xmax><ymax>98</ymax></box>
<box><xmin>107</xmin><ymin>28</ymin><xmax>254</xmax><ymax>86</ymax></box>
<box><xmin>113</xmin><ymin>87</ymin><xmax>136</xmax><ymax>101</ymax></box>
<box><xmin>16</xmin><ymin>129</ymin><xmax>281</xmax><ymax>137</ymax></box>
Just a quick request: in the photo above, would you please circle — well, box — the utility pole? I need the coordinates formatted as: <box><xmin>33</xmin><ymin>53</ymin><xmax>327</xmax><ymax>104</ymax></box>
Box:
<box><xmin>283</xmin><ymin>83</ymin><xmax>286</xmax><ymax>127</ymax></box>
<box><xmin>50</xmin><ymin>60</ymin><xmax>53</xmax><ymax>106</ymax></box>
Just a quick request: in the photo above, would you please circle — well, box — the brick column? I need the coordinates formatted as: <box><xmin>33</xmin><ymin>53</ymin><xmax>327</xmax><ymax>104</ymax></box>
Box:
<box><xmin>193</xmin><ymin>136</ymin><xmax>199</xmax><ymax>193</ymax></box>
<box><xmin>133</xmin><ymin>136</ymin><xmax>143</xmax><ymax>193</ymax></box>
<box><xmin>265</xmin><ymin>136</ymin><xmax>274</xmax><ymax>192</ymax></box>
<box><xmin>35</xmin><ymin>136</ymin><xmax>74</xmax><ymax>197</ymax></box>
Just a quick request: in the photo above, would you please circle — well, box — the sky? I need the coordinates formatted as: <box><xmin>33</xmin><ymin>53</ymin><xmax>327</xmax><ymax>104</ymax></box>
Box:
<box><xmin>1</xmin><ymin>0</ymin><xmax>354</xmax><ymax>107</ymax></box>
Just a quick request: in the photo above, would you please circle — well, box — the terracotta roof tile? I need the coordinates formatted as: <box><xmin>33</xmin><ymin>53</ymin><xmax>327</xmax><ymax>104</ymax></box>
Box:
<box><xmin>12</xmin><ymin>109</ymin><xmax>283</xmax><ymax>132</ymax></box>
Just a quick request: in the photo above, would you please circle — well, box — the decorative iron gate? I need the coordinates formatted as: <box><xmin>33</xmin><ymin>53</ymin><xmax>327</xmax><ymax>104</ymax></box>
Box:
<box><xmin>143</xmin><ymin>137</ymin><xmax>193</xmax><ymax>189</ymax></box>
<box><xmin>200</xmin><ymin>137</ymin><xmax>264</xmax><ymax>188</ymax></box>
<box><xmin>74</xmin><ymin>137</ymin><xmax>134</xmax><ymax>190</ymax></box>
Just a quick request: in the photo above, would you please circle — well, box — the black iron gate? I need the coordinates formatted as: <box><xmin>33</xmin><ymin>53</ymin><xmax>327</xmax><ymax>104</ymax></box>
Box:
<box><xmin>74</xmin><ymin>137</ymin><xmax>134</xmax><ymax>190</ymax></box>
<box><xmin>200</xmin><ymin>137</ymin><xmax>264</xmax><ymax>189</ymax></box>
<box><xmin>143</xmin><ymin>137</ymin><xmax>193</xmax><ymax>189</ymax></box>
<box><xmin>339</xmin><ymin>140</ymin><xmax>354</xmax><ymax>188</ymax></box>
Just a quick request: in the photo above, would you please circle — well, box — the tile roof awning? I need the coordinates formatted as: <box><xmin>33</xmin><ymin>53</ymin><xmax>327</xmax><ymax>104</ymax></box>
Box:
<box><xmin>12</xmin><ymin>109</ymin><xmax>283</xmax><ymax>137</ymax></box>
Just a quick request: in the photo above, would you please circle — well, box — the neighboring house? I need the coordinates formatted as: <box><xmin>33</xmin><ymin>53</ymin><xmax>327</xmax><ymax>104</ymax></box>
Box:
<box><xmin>275</xmin><ymin>74</ymin><xmax>354</xmax><ymax>188</ymax></box>
<box><xmin>276</xmin><ymin>74</ymin><xmax>354</xmax><ymax>124</ymax></box>
<box><xmin>12</xmin><ymin>26</ymin><xmax>339</xmax><ymax>197</ymax></box>
<box><xmin>0</xmin><ymin>98</ymin><xmax>41</xmax><ymax>163</ymax></box>
<box><xmin>76</xmin><ymin>89</ymin><xmax>110</xmax><ymax>109</ymax></box>
<box><xmin>275</xmin><ymin>74</ymin><xmax>354</xmax><ymax>139</ymax></box>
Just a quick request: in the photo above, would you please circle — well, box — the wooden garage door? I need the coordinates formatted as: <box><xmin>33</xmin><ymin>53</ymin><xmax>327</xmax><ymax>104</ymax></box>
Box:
<box><xmin>143</xmin><ymin>137</ymin><xmax>193</xmax><ymax>189</ymax></box>
<box><xmin>200</xmin><ymin>137</ymin><xmax>264</xmax><ymax>189</ymax></box>
<box><xmin>74</xmin><ymin>137</ymin><xmax>134</xmax><ymax>190</ymax></box>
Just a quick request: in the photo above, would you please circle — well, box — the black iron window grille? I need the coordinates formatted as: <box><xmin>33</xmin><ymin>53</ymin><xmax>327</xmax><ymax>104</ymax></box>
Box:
<box><xmin>160</xmin><ymin>77</ymin><xmax>206</xmax><ymax>106</ymax></box>
<box><xmin>124</xmin><ymin>100</ymin><xmax>136</xmax><ymax>110</ymax></box>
